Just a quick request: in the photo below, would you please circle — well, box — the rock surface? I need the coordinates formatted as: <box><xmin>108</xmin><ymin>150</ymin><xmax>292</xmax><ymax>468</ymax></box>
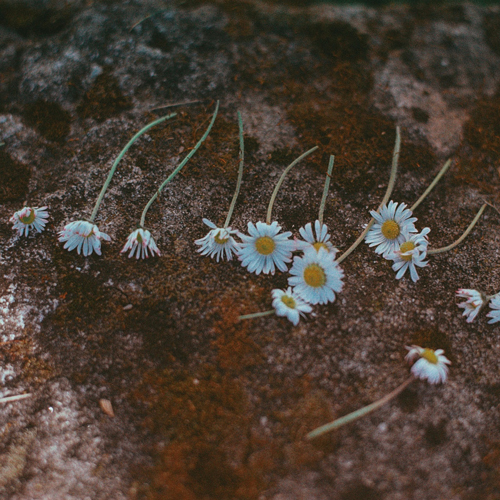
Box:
<box><xmin>1</xmin><ymin>1</ymin><xmax>500</xmax><ymax>499</ymax></box>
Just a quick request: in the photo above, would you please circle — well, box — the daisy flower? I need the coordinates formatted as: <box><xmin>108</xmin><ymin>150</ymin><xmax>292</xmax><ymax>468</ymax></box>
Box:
<box><xmin>487</xmin><ymin>293</ymin><xmax>500</xmax><ymax>324</ymax></box>
<box><xmin>10</xmin><ymin>206</ymin><xmax>49</xmax><ymax>236</ymax></box>
<box><xmin>389</xmin><ymin>227</ymin><xmax>430</xmax><ymax>282</ymax></box>
<box><xmin>296</xmin><ymin>220</ymin><xmax>337</xmax><ymax>255</ymax></box>
<box><xmin>121</xmin><ymin>228</ymin><xmax>160</xmax><ymax>259</ymax></box>
<box><xmin>405</xmin><ymin>345</ymin><xmax>451</xmax><ymax>384</ymax></box>
<box><xmin>238</xmin><ymin>221</ymin><xmax>294</xmax><ymax>275</ymax></box>
<box><xmin>288</xmin><ymin>247</ymin><xmax>344</xmax><ymax>305</ymax></box>
<box><xmin>271</xmin><ymin>287</ymin><xmax>313</xmax><ymax>326</ymax></box>
<box><xmin>195</xmin><ymin>219</ymin><xmax>240</xmax><ymax>262</ymax></box>
<box><xmin>456</xmin><ymin>289</ymin><xmax>486</xmax><ymax>323</ymax></box>
<box><xmin>58</xmin><ymin>220</ymin><xmax>111</xmax><ymax>256</ymax></box>
<box><xmin>365</xmin><ymin>201</ymin><xmax>417</xmax><ymax>257</ymax></box>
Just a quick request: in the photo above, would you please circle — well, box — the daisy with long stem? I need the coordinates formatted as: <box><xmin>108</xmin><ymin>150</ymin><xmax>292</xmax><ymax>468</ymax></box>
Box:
<box><xmin>195</xmin><ymin>110</ymin><xmax>244</xmax><ymax>262</ymax></box>
<box><xmin>237</xmin><ymin>145</ymin><xmax>318</xmax><ymax>276</ymax></box>
<box><xmin>122</xmin><ymin>102</ymin><xmax>219</xmax><ymax>258</ymax></box>
<box><xmin>306</xmin><ymin>345</ymin><xmax>451</xmax><ymax>439</ymax></box>
<box><xmin>59</xmin><ymin>112</ymin><xmax>177</xmax><ymax>256</ymax></box>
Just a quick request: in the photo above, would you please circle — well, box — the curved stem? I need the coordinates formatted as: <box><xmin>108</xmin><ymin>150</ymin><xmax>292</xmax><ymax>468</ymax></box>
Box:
<box><xmin>428</xmin><ymin>203</ymin><xmax>487</xmax><ymax>255</ymax></box>
<box><xmin>140</xmin><ymin>101</ymin><xmax>219</xmax><ymax>227</ymax></box>
<box><xmin>318</xmin><ymin>155</ymin><xmax>335</xmax><ymax>225</ymax></box>
<box><xmin>224</xmin><ymin>111</ymin><xmax>245</xmax><ymax>228</ymax></box>
<box><xmin>266</xmin><ymin>146</ymin><xmax>319</xmax><ymax>224</ymax></box>
<box><xmin>89</xmin><ymin>112</ymin><xmax>177</xmax><ymax>223</ymax></box>
<box><xmin>410</xmin><ymin>159</ymin><xmax>452</xmax><ymax>212</ymax></box>
<box><xmin>238</xmin><ymin>309</ymin><xmax>275</xmax><ymax>321</ymax></box>
<box><xmin>306</xmin><ymin>376</ymin><xmax>414</xmax><ymax>440</ymax></box>
<box><xmin>336</xmin><ymin>126</ymin><xmax>401</xmax><ymax>265</ymax></box>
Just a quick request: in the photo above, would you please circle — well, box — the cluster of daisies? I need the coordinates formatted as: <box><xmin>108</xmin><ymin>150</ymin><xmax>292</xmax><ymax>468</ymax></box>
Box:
<box><xmin>456</xmin><ymin>288</ymin><xmax>500</xmax><ymax>324</ymax></box>
<box><xmin>196</xmin><ymin>218</ymin><xmax>344</xmax><ymax>325</ymax></box>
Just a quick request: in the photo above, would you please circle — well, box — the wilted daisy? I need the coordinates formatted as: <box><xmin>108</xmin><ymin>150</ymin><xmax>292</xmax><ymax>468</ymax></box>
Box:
<box><xmin>297</xmin><ymin>220</ymin><xmax>337</xmax><ymax>255</ymax></box>
<box><xmin>365</xmin><ymin>201</ymin><xmax>417</xmax><ymax>257</ymax></box>
<box><xmin>121</xmin><ymin>228</ymin><xmax>160</xmax><ymax>259</ymax></box>
<box><xmin>288</xmin><ymin>247</ymin><xmax>343</xmax><ymax>305</ymax></box>
<box><xmin>487</xmin><ymin>293</ymin><xmax>500</xmax><ymax>324</ymax></box>
<box><xmin>58</xmin><ymin>220</ymin><xmax>111</xmax><ymax>256</ymax></box>
<box><xmin>195</xmin><ymin>219</ymin><xmax>240</xmax><ymax>262</ymax></box>
<box><xmin>389</xmin><ymin>227</ymin><xmax>430</xmax><ymax>282</ymax></box>
<box><xmin>271</xmin><ymin>287</ymin><xmax>312</xmax><ymax>325</ymax></box>
<box><xmin>405</xmin><ymin>345</ymin><xmax>451</xmax><ymax>384</ymax></box>
<box><xmin>10</xmin><ymin>206</ymin><xmax>49</xmax><ymax>236</ymax></box>
<box><xmin>456</xmin><ymin>289</ymin><xmax>486</xmax><ymax>323</ymax></box>
<box><xmin>238</xmin><ymin>221</ymin><xmax>294</xmax><ymax>275</ymax></box>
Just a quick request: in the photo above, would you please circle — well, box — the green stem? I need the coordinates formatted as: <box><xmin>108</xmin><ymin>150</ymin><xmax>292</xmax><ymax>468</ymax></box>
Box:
<box><xmin>428</xmin><ymin>203</ymin><xmax>487</xmax><ymax>255</ymax></box>
<box><xmin>306</xmin><ymin>376</ymin><xmax>414</xmax><ymax>440</ymax></box>
<box><xmin>318</xmin><ymin>155</ymin><xmax>334</xmax><ymax>225</ymax></box>
<box><xmin>89</xmin><ymin>112</ymin><xmax>177</xmax><ymax>223</ymax></box>
<box><xmin>410</xmin><ymin>159</ymin><xmax>452</xmax><ymax>212</ymax></box>
<box><xmin>266</xmin><ymin>146</ymin><xmax>319</xmax><ymax>225</ymax></box>
<box><xmin>140</xmin><ymin>101</ymin><xmax>219</xmax><ymax>227</ymax></box>
<box><xmin>336</xmin><ymin>127</ymin><xmax>401</xmax><ymax>265</ymax></box>
<box><xmin>0</xmin><ymin>393</ymin><xmax>32</xmax><ymax>404</ymax></box>
<box><xmin>224</xmin><ymin>111</ymin><xmax>245</xmax><ymax>228</ymax></box>
<box><xmin>238</xmin><ymin>310</ymin><xmax>275</xmax><ymax>321</ymax></box>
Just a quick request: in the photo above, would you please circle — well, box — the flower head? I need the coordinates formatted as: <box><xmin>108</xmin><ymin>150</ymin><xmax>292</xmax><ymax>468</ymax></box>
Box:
<box><xmin>405</xmin><ymin>345</ymin><xmax>451</xmax><ymax>384</ymax></box>
<box><xmin>487</xmin><ymin>293</ymin><xmax>500</xmax><ymax>324</ymax></box>
<box><xmin>195</xmin><ymin>218</ymin><xmax>240</xmax><ymax>262</ymax></box>
<box><xmin>271</xmin><ymin>287</ymin><xmax>313</xmax><ymax>326</ymax></box>
<box><xmin>389</xmin><ymin>227</ymin><xmax>430</xmax><ymax>282</ymax></box>
<box><xmin>58</xmin><ymin>220</ymin><xmax>111</xmax><ymax>256</ymax></box>
<box><xmin>288</xmin><ymin>247</ymin><xmax>344</xmax><ymax>305</ymax></box>
<box><xmin>121</xmin><ymin>228</ymin><xmax>160</xmax><ymax>259</ymax></box>
<box><xmin>238</xmin><ymin>221</ymin><xmax>294</xmax><ymax>275</ymax></box>
<box><xmin>365</xmin><ymin>201</ymin><xmax>418</xmax><ymax>257</ymax></box>
<box><xmin>456</xmin><ymin>289</ymin><xmax>486</xmax><ymax>323</ymax></box>
<box><xmin>296</xmin><ymin>220</ymin><xmax>337</xmax><ymax>255</ymax></box>
<box><xmin>10</xmin><ymin>206</ymin><xmax>49</xmax><ymax>236</ymax></box>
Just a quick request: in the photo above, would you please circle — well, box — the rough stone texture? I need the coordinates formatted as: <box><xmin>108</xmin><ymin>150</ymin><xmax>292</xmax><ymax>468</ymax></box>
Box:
<box><xmin>1</xmin><ymin>1</ymin><xmax>500</xmax><ymax>499</ymax></box>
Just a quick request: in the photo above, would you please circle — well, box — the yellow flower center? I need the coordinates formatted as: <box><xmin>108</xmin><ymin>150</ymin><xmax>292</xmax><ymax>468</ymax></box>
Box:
<box><xmin>281</xmin><ymin>295</ymin><xmax>296</xmax><ymax>309</ymax></box>
<box><xmin>20</xmin><ymin>209</ymin><xmax>36</xmax><ymax>225</ymax></box>
<box><xmin>421</xmin><ymin>348</ymin><xmax>438</xmax><ymax>364</ymax></box>
<box><xmin>303</xmin><ymin>264</ymin><xmax>326</xmax><ymax>288</ymax></box>
<box><xmin>136</xmin><ymin>232</ymin><xmax>143</xmax><ymax>244</ymax></box>
<box><xmin>381</xmin><ymin>220</ymin><xmax>400</xmax><ymax>240</ymax></box>
<box><xmin>214</xmin><ymin>231</ymin><xmax>229</xmax><ymax>245</ymax></box>
<box><xmin>399</xmin><ymin>241</ymin><xmax>416</xmax><ymax>261</ymax></box>
<box><xmin>255</xmin><ymin>236</ymin><xmax>275</xmax><ymax>255</ymax></box>
<box><xmin>313</xmin><ymin>242</ymin><xmax>328</xmax><ymax>252</ymax></box>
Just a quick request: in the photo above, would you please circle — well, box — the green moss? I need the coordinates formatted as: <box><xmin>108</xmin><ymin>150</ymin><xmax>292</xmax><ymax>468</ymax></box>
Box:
<box><xmin>23</xmin><ymin>100</ymin><xmax>71</xmax><ymax>142</ymax></box>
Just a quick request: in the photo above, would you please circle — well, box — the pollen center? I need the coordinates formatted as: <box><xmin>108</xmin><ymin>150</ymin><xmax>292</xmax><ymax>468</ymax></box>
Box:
<box><xmin>136</xmin><ymin>232</ymin><xmax>143</xmax><ymax>244</ymax></box>
<box><xmin>281</xmin><ymin>295</ymin><xmax>296</xmax><ymax>309</ymax></box>
<box><xmin>214</xmin><ymin>231</ymin><xmax>229</xmax><ymax>245</ymax></box>
<box><xmin>381</xmin><ymin>220</ymin><xmax>400</xmax><ymax>240</ymax></box>
<box><xmin>303</xmin><ymin>264</ymin><xmax>326</xmax><ymax>288</ymax></box>
<box><xmin>20</xmin><ymin>209</ymin><xmax>36</xmax><ymax>225</ymax></box>
<box><xmin>313</xmin><ymin>242</ymin><xmax>328</xmax><ymax>252</ymax></box>
<box><xmin>421</xmin><ymin>348</ymin><xmax>438</xmax><ymax>364</ymax></box>
<box><xmin>399</xmin><ymin>241</ymin><xmax>415</xmax><ymax>261</ymax></box>
<box><xmin>255</xmin><ymin>236</ymin><xmax>275</xmax><ymax>255</ymax></box>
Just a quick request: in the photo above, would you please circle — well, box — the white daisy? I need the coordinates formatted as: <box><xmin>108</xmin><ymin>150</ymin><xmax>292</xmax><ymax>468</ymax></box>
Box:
<box><xmin>271</xmin><ymin>287</ymin><xmax>313</xmax><ymax>326</ymax></box>
<box><xmin>456</xmin><ymin>289</ymin><xmax>486</xmax><ymax>323</ymax></box>
<box><xmin>121</xmin><ymin>228</ymin><xmax>160</xmax><ymax>259</ymax></box>
<box><xmin>296</xmin><ymin>220</ymin><xmax>337</xmax><ymax>254</ymax></box>
<box><xmin>10</xmin><ymin>206</ymin><xmax>49</xmax><ymax>236</ymax></box>
<box><xmin>58</xmin><ymin>220</ymin><xmax>111</xmax><ymax>256</ymax></box>
<box><xmin>487</xmin><ymin>293</ymin><xmax>500</xmax><ymax>324</ymax></box>
<box><xmin>365</xmin><ymin>201</ymin><xmax>418</xmax><ymax>257</ymax></box>
<box><xmin>405</xmin><ymin>345</ymin><xmax>451</xmax><ymax>384</ymax></box>
<box><xmin>195</xmin><ymin>218</ymin><xmax>240</xmax><ymax>262</ymax></box>
<box><xmin>288</xmin><ymin>247</ymin><xmax>344</xmax><ymax>305</ymax></box>
<box><xmin>238</xmin><ymin>221</ymin><xmax>294</xmax><ymax>275</ymax></box>
<box><xmin>389</xmin><ymin>227</ymin><xmax>430</xmax><ymax>282</ymax></box>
